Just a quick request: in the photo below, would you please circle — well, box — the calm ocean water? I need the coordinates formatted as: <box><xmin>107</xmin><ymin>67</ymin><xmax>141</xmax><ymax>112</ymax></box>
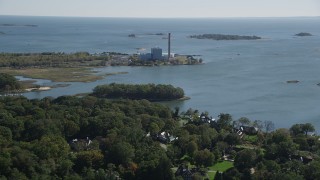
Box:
<box><xmin>1</xmin><ymin>15</ymin><xmax>320</xmax><ymax>129</ymax></box>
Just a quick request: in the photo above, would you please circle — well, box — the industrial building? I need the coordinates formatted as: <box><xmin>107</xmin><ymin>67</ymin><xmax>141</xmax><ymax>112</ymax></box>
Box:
<box><xmin>151</xmin><ymin>47</ymin><xmax>163</xmax><ymax>60</ymax></box>
<box><xmin>139</xmin><ymin>33</ymin><xmax>173</xmax><ymax>61</ymax></box>
<box><xmin>139</xmin><ymin>47</ymin><xmax>164</xmax><ymax>61</ymax></box>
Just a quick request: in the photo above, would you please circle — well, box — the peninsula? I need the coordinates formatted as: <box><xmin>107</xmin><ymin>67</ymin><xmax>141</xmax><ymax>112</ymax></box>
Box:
<box><xmin>189</xmin><ymin>34</ymin><xmax>261</xmax><ymax>40</ymax></box>
<box><xmin>0</xmin><ymin>51</ymin><xmax>202</xmax><ymax>83</ymax></box>
<box><xmin>0</xmin><ymin>33</ymin><xmax>202</xmax><ymax>83</ymax></box>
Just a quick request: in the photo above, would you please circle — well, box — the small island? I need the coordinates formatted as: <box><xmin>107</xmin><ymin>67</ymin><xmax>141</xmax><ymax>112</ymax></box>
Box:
<box><xmin>0</xmin><ymin>24</ymin><xmax>38</xmax><ymax>27</ymax></box>
<box><xmin>92</xmin><ymin>83</ymin><xmax>186</xmax><ymax>101</ymax></box>
<box><xmin>145</xmin><ymin>33</ymin><xmax>165</xmax><ymax>36</ymax></box>
<box><xmin>295</xmin><ymin>32</ymin><xmax>312</xmax><ymax>37</ymax></box>
<box><xmin>189</xmin><ymin>34</ymin><xmax>261</xmax><ymax>40</ymax></box>
<box><xmin>0</xmin><ymin>32</ymin><xmax>5</xmax><ymax>35</ymax></box>
<box><xmin>286</xmin><ymin>80</ymin><xmax>299</xmax><ymax>83</ymax></box>
<box><xmin>24</xmin><ymin>24</ymin><xmax>38</xmax><ymax>27</ymax></box>
<box><xmin>129</xmin><ymin>33</ymin><xmax>166</xmax><ymax>37</ymax></box>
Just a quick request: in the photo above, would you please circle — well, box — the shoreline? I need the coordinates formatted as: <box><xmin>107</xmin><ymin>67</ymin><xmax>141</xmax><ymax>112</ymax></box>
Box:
<box><xmin>148</xmin><ymin>96</ymin><xmax>191</xmax><ymax>102</ymax></box>
<box><xmin>25</xmin><ymin>86</ymin><xmax>51</xmax><ymax>92</ymax></box>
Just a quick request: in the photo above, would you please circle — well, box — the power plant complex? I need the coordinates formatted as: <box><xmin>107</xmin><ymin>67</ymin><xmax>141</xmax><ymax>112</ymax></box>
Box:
<box><xmin>139</xmin><ymin>33</ymin><xmax>173</xmax><ymax>61</ymax></box>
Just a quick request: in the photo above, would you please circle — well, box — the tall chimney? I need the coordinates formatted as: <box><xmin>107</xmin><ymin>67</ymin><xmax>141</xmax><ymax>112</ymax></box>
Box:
<box><xmin>168</xmin><ymin>33</ymin><xmax>171</xmax><ymax>61</ymax></box>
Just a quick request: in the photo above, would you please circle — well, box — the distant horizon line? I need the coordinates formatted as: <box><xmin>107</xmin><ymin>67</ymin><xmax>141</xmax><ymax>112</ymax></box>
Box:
<box><xmin>1</xmin><ymin>14</ymin><xmax>320</xmax><ymax>19</ymax></box>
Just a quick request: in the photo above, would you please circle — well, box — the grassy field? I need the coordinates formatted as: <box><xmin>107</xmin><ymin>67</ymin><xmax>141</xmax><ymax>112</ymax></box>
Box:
<box><xmin>207</xmin><ymin>161</ymin><xmax>234</xmax><ymax>179</ymax></box>
<box><xmin>0</xmin><ymin>67</ymin><xmax>103</xmax><ymax>82</ymax></box>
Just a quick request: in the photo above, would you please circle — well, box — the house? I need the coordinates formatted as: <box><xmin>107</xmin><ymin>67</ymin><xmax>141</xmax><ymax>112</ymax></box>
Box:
<box><xmin>175</xmin><ymin>164</ymin><xmax>193</xmax><ymax>180</ymax></box>
<box><xmin>152</xmin><ymin>131</ymin><xmax>178</xmax><ymax>144</ymax></box>
<box><xmin>70</xmin><ymin>137</ymin><xmax>93</xmax><ymax>151</ymax></box>
<box><xmin>188</xmin><ymin>112</ymin><xmax>216</xmax><ymax>126</ymax></box>
<box><xmin>234</xmin><ymin>126</ymin><xmax>259</xmax><ymax>136</ymax></box>
<box><xmin>291</xmin><ymin>154</ymin><xmax>314</xmax><ymax>164</ymax></box>
<box><xmin>175</xmin><ymin>164</ymin><xmax>208</xmax><ymax>180</ymax></box>
<box><xmin>199</xmin><ymin>112</ymin><xmax>215</xmax><ymax>124</ymax></box>
<box><xmin>240</xmin><ymin>126</ymin><xmax>259</xmax><ymax>135</ymax></box>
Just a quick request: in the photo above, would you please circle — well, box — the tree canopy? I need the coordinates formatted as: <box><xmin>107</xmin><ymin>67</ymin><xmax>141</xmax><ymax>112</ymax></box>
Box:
<box><xmin>92</xmin><ymin>83</ymin><xmax>185</xmax><ymax>101</ymax></box>
<box><xmin>0</xmin><ymin>73</ymin><xmax>21</xmax><ymax>91</ymax></box>
<box><xmin>0</xmin><ymin>95</ymin><xmax>319</xmax><ymax>180</ymax></box>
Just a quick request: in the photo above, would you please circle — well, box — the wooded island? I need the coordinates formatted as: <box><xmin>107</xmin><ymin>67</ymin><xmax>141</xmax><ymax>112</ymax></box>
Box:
<box><xmin>189</xmin><ymin>34</ymin><xmax>261</xmax><ymax>40</ymax></box>
<box><xmin>92</xmin><ymin>83</ymin><xmax>185</xmax><ymax>101</ymax></box>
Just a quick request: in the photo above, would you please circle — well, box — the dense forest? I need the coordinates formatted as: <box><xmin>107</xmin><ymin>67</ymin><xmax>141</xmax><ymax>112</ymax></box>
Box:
<box><xmin>92</xmin><ymin>83</ymin><xmax>185</xmax><ymax>101</ymax></box>
<box><xmin>1</xmin><ymin>94</ymin><xmax>320</xmax><ymax>180</ymax></box>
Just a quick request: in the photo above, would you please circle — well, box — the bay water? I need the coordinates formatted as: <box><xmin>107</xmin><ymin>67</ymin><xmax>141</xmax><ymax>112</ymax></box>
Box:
<box><xmin>1</xmin><ymin>16</ymin><xmax>320</xmax><ymax>129</ymax></box>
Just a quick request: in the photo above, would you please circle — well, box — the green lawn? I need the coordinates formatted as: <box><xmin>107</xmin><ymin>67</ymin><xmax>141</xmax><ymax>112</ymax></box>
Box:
<box><xmin>207</xmin><ymin>161</ymin><xmax>234</xmax><ymax>179</ymax></box>
<box><xmin>243</xmin><ymin>135</ymin><xmax>258</xmax><ymax>143</ymax></box>
<box><xmin>210</xmin><ymin>161</ymin><xmax>234</xmax><ymax>171</ymax></box>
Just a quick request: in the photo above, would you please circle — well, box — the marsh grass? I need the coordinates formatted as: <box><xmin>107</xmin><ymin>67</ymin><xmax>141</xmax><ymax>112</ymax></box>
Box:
<box><xmin>1</xmin><ymin>67</ymin><xmax>102</xmax><ymax>82</ymax></box>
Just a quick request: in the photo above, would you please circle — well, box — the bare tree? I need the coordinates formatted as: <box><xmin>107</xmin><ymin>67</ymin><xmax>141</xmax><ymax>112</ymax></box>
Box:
<box><xmin>253</xmin><ymin>120</ymin><xmax>264</xmax><ymax>131</ymax></box>
<box><xmin>264</xmin><ymin>120</ymin><xmax>275</xmax><ymax>132</ymax></box>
